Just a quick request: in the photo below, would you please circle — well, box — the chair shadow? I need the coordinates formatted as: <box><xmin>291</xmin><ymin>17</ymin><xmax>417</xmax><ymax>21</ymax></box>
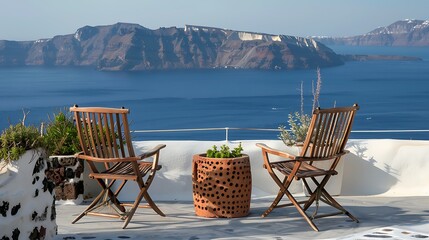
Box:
<box><xmin>341</xmin><ymin>142</ymin><xmax>398</xmax><ymax>195</ymax></box>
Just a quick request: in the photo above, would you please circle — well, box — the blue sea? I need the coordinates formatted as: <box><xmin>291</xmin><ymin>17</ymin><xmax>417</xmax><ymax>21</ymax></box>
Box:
<box><xmin>0</xmin><ymin>46</ymin><xmax>428</xmax><ymax>141</ymax></box>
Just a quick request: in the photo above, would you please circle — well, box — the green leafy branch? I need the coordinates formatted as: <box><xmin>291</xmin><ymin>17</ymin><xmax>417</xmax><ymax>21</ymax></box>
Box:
<box><xmin>206</xmin><ymin>143</ymin><xmax>243</xmax><ymax>158</ymax></box>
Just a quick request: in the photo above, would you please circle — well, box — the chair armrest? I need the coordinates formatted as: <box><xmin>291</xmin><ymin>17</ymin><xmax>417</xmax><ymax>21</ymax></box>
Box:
<box><xmin>77</xmin><ymin>155</ymin><xmax>140</xmax><ymax>162</ymax></box>
<box><xmin>74</xmin><ymin>151</ymin><xmax>84</xmax><ymax>157</ymax></box>
<box><xmin>256</xmin><ymin>143</ymin><xmax>297</xmax><ymax>160</ymax></box>
<box><xmin>137</xmin><ymin>144</ymin><xmax>166</xmax><ymax>159</ymax></box>
<box><xmin>138</xmin><ymin>144</ymin><xmax>166</xmax><ymax>173</ymax></box>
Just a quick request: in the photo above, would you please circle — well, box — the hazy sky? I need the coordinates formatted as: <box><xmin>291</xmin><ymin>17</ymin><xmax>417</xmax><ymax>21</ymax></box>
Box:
<box><xmin>1</xmin><ymin>0</ymin><xmax>428</xmax><ymax>41</ymax></box>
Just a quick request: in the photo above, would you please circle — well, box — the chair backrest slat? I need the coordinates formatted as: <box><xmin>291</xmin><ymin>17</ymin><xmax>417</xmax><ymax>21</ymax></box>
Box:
<box><xmin>70</xmin><ymin>106</ymin><xmax>135</xmax><ymax>160</ymax></box>
<box><xmin>97</xmin><ymin>112</ymin><xmax>109</xmax><ymax>158</ymax></box>
<box><xmin>322</xmin><ymin>112</ymin><xmax>336</xmax><ymax>157</ymax></box>
<box><xmin>337</xmin><ymin>111</ymin><xmax>350</xmax><ymax>153</ymax></box>
<box><xmin>109</xmin><ymin>113</ymin><xmax>120</xmax><ymax>158</ymax></box>
<box><xmin>122</xmin><ymin>113</ymin><xmax>135</xmax><ymax>157</ymax></box>
<box><xmin>102</xmin><ymin>113</ymin><xmax>113</xmax><ymax>158</ymax></box>
<box><xmin>84</xmin><ymin>112</ymin><xmax>98</xmax><ymax>158</ymax></box>
<box><xmin>116</xmin><ymin>113</ymin><xmax>126</xmax><ymax>158</ymax></box>
<box><xmin>74</xmin><ymin>111</ymin><xmax>88</xmax><ymax>156</ymax></box>
<box><xmin>327</xmin><ymin>112</ymin><xmax>341</xmax><ymax>157</ymax></box>
<box><xmin>341</xmin><ymin>110</ymin><xmax>357</xmax><ymax>150</ymax></box>
<box><xmin>302</xmin><ymin>105</ymin><xmax>359</xmax><ymax>159</ymax></box>
<box><xmin>91</xmin><ymin>112</ymin><xmax>103</xmax><ymax>158</ymax></box>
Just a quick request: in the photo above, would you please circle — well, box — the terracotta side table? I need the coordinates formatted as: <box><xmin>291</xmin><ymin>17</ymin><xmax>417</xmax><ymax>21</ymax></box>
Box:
<box><xmin>192</xmin><ymin>154</ymin><xmax>252</xmax><ymax>218</ymax></box>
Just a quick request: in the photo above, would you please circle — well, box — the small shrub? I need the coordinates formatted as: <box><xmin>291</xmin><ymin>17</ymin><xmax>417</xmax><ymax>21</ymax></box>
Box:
<box><xmin>43</xmin><ymin>111</ymin><xmax>80</xmax><ymax>156</ymax></box>
<box><xmin>206</xmin><ymin>143</ymin><xmax>243</xmax><ymax>158</ymax></box>
<box><xmin>279</xmin><ymin>112</ymin><xmax>311</xmax><ymax>146</ymax></box>
<box><xmin>0</xmin><ymin>123</ymin><xmax>42</xmax><ymax>161</ymax></box>
<box><xmin>278</xmin><ymin>67</ymin><xmax>321</xmax><ymax>146</ymax></box>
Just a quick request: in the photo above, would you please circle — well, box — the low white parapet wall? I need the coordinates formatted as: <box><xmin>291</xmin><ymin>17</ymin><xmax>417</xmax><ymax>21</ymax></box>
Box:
<box><xmin>82</xmin><ymin>139</ymin><xmax>429</xmax><ymax>202</ymax></box>
<box><xmin>342</xmin><ymin>139</ymin><xmax>429</xmax><ymax>196</ymax></box>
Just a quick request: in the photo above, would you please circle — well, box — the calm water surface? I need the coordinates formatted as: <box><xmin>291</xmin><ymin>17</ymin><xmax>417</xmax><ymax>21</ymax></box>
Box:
<box><xmin>0</xmin><ymin>46</ymin><xmax>428</xmax><ymax>140</ymax></box>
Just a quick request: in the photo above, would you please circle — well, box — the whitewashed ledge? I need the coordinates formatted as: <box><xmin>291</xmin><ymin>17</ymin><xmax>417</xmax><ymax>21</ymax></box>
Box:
<box><xmin>81</xmin><ymin>139</ymin><xmax>429</xmax><ymax>201</ymax></box>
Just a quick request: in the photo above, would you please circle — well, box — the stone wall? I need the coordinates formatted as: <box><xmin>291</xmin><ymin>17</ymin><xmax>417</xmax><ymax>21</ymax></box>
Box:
<box><xmin>46</xmin><ymin>155</ymin><xmax>84</xmax><ymax>204</ymax></box>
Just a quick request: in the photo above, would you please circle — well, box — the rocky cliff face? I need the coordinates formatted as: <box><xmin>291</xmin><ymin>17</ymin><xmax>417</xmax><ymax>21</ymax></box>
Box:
<box><xmin>314</xmin><ymin>19</ymin><xmax>429</xmax><ymax>46</ymax></box>
<box><xmin>0</xmin><ymin>23</ymin><xmax>343</xmax><ymax>71</ymax></box>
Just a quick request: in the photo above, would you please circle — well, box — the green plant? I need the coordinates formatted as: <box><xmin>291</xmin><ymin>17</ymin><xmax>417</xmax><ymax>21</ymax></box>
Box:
<box><xmin>206</xmin><ymin>143</ymin><xmax>243</xmax><ymax>158</ymax></box>
<box><xmin>279</xmin><ymin>112</ymin><xmax>311</xmax><ymax>146</ymax></box>
<box><xmin>0</xmin><ymin>123</ymin><xmax>43</xmax><ymax>162</ymax></box>
<box><xmin>43</xmin><ymin>111</ymin><xmax>80</xmax><ymax>155</ymax></box>
<box><xmin>278</xmin><ymin>68</ymin><xmax>322</xmax><ymax>146</ymax></box>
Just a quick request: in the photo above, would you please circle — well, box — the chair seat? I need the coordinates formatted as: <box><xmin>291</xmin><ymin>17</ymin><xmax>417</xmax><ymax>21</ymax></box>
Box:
<box><xmin>89</xmin><ymin>162</ymin><xmax>162</xmax><ymax>180</ymax></box>
<box><xmin>271</xmin><ymin>161</ymin><xmax>337</xmax><ymax>179</ymax></box>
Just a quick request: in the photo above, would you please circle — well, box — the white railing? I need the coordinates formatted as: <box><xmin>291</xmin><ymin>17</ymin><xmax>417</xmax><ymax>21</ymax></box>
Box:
<box><xmin>133</xmin><ymin>127</ymin><xmax>429</xmax><ymax>141</ymax></box>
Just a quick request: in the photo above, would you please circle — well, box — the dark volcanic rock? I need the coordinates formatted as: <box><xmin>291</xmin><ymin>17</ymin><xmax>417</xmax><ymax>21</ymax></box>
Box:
<box><xmin>0</xmin><ymin>40</ymin><xmax>33</xmax><ymax>66</ymax></box>
<box><xmin>314</xmin><ymin>19</ymin><xmax>429</xmax><ymax>46</ymax></box>
<box><xmin>0</xmin><ymin>23</ymin><xmax>343</xmax><ymax>70</ymax></box>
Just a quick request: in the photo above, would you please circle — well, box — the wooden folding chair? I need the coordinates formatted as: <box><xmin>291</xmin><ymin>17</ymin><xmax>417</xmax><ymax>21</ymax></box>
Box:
<box><xmin>70</xmin><ymin>106</ymin><xmax>166</xmax><ymax>229</ymax></box>
<box><xmin>256</xmin><ymin>104</ymin><xmax>359</xmax><ymax>231</ymax></box>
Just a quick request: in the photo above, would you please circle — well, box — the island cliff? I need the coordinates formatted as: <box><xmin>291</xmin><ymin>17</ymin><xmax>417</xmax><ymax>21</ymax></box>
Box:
<box><xmin>314</xmin><ymin>19</ymin><xmax>429</xmax><ymax>46</ymax></box>
<box><xmin>0</xmin><ymin>23</ymin><xmax>343</xmax><ymax>71</ymax></box>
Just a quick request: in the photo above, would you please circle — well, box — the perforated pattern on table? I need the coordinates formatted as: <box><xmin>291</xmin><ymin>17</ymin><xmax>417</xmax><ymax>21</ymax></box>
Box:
<box><xmin>192</xmin><ymin>154</ymin><xmax>252</xmax><ymax>218</ymax></box>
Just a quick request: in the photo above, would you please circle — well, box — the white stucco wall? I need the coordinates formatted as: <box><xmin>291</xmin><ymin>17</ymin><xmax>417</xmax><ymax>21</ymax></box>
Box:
<box><xmin>0</xmin><ymin>150</ymin><xmax>57</xmax><ymax>239</ymax></box>
<box><xmin>342</xmin><ymin>139</ymin><xmax>429</xmax><ymax>196</ymax></box>
<box><xmin>82</xmin><ymin>139</ymin><xmax>429</xmax><ymax>202</ymax></box>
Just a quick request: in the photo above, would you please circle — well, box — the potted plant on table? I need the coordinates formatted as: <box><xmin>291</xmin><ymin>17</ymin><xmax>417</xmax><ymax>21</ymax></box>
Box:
<box><xmin>43</xmin><ymin>110</ymin><xmax>84</xmax><ymax>204</ymax></box>
<box><xmin>0</xmin><ymin>116</ymin><xmax>57</xmax><ymax>240</ymax></box>
<box><xmin>192</xmin><ymin>143</ymin><xmax>252</xmax><ymax>218</ymax></box>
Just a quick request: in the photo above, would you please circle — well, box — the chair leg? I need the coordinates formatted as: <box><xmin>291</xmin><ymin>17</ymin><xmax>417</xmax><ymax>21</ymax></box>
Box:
<box><xmin>72</xmin><ymin>188</ymin><xmax>107</xmax><ymax>224</ymax></box>
<box><xmin>140</xmin><ymin>173</ymin><xmax>165</xmax><ymax>217</ymax></box>
<box><xmin>122</xmin><ymin>187</ymin><xmax>147</xmax><ymax>229</ymax></box>
<box><xmin>122</xmin><ymin>186</ymin><xmax>165</xmax><ymax>229</ymax></box>
<box><xmin>304</xmin><ymin>176</ymin><xmax>359</xmax><ymax>224</ymax></box>
<box><xmin>114</xmin><ymin>180</ymin><xmax>128</xmax><ymax>197</ymax></box>
<box><xmin>303</xmin><ymin>176</ymin><xmax>329</xmax><ymax>211</ymax></box>
<box><xmin>262</xmin><ymin>175</ymin><xmax>320</xmax><ymax>231</ymax></box>
<box><xmin>143</xmin><ymin>191</ymin><xmax>165</xmax><ymax>217</ymax></box>
<box><xmin>72</xmin><ymin>178</ymin><xmax>127</xmax><ymax>225</ymax></box>
<box><xmin>103</xmin><ymin>180</ymin><xmax>126</xmax><ymax>213</ymax></box>
<box><xmin>284</xmin><ymin>189</ymin><xmax>319</xmax><ymax>232</ymax></box>
<box><xmin>262</xmin><ymin>190</ymin><xmax>285</xmax><ymax>217</ymax></box>
<box><xmin>320</xmin><ymin>188</ymin><xmax>359</xmax><ymax>223</ymax></box>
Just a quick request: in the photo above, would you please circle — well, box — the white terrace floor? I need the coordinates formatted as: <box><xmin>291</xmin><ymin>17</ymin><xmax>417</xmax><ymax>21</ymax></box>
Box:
<box><xmin>55</xmin><ymin>196</ymin><xmax>429</xmax><ymax>240</ymax></box>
